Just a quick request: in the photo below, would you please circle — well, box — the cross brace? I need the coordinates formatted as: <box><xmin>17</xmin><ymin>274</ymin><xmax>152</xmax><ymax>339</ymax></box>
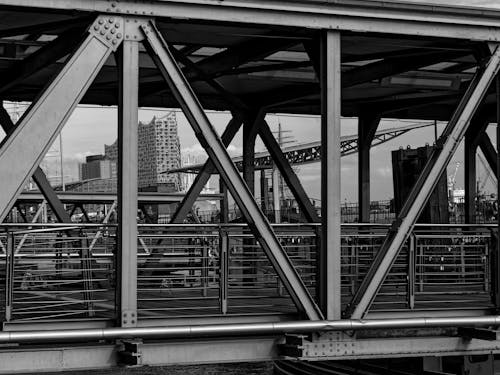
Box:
<box><xmin>141</xmin><ymin>21</ymin><xmax>322</xmax><ymax>320</ymax></box>
<box><xmin>347</xmin><ymin>45</ymin><xmax>500</xmax><ymax>319</ymax></box>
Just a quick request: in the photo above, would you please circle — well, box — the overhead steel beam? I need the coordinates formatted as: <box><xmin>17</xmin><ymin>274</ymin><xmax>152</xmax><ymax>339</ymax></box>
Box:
<box><xmin>142</xmin><ymin>21</ymin><xmax>322</xmax><ymax>320</ymax></box>
<box><xmin>358</xmin><ymin>115</ymin><xmax>381</xmax><ymax>223</ymax></box>
<box><xmin>268</xmin><ymin>49</ymin><xmax>469</xmax><ymax>107</ymax></box>
<box><xmin>0</xmin><ymin>105</ymin><xmax>71</xmax><ymax>223</ymax></box>
<box><xmin>342</xmin><ymin>51</ymin><xmax>468</xmax><ymax>89</ymax></box>
<box><xmin>0</xmin><ymin>17</ymin><xmax>122</xmax><ymax>223</ymax></box>
<box><xmin>117</xmin><ymin>34</ymin><xmax>140</xmax><ymax>327</ymax></box>
<box><xmin>4</xmin><ymin>0</ymin><xmax>500</xmax><ymax>41</ymax></box>
<box><xmin>170</xmin><ymin>116</ymin><xmax>243</xmax><ymax>223</ymax></box>
<box><xmin>184</xmin><ymin>37</ymin><xmax>297</xmax><ymax>80</ymax></box>
<box><xmin>259</xmin><ymin>121</ymin><xmax>320</xmax><ymax>223</ymax></box>
<box><xmin>0</xmin><ymin>26</ymin><xmax>85</xmax><ymax>95</ymax></box>
<box><xmin>320</xmin><ymin>30</ymin><xmax>342</xmax><ymax>320</ymax></box>
<box><xmin>347</xmin><ymin>44</ymin><xmax>500</xmax><ymax>319</ymax></box>
<box><xmin>169</xmin><ymin>47</ymin><xmax>249</xmax><ymax>114</ymax></box>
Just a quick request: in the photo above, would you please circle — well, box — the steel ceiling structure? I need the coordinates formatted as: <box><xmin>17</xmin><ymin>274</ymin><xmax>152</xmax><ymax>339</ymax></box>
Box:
<box><xmin>0</xmin><ymin>1</ymin><xmax>499</xmax><ymax>373</ymax></box>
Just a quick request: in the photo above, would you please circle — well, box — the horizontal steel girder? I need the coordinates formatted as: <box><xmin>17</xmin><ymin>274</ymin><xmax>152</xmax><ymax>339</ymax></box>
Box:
<box><xmin>2</xmin><ymin>0</ymin><xmax>500</xmax><ymax>41</ymax></box>
<box><xmin>141</xmin><ymin>20</ymin><xmax>322</xmax><ymax>320</ymax></box>
<box><xmin>348</xmin><ymin>44</ymin><xmax>500</xmax><ymax>319</ymax></box>
<box><xmin>0</xmin><ymin>16</ymin><xmax>123</xmax><ymax>223</ymax></box>
<box><xmin>16</xmin><ymin>192</ymin><xmax>223</xmax><ymax>204</ymax></box>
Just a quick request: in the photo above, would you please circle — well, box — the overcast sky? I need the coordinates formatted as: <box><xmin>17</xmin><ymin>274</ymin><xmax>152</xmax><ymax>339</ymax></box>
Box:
<box><xmin>28</xmin><ymin>105</ymin><xmax>493</xmax><ymax>204</ymax></box>
<box><xmin>8</xmin><ymin>0</ymin><xmax>500</xmax><ymax>203</ymax></box>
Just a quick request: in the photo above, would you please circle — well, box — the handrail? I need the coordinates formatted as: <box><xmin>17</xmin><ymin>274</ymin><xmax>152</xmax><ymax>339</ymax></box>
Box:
<box><xmin>0</xmin><ymin>315</ymin><xmax>499</xmax><ymax>344</ymax></box>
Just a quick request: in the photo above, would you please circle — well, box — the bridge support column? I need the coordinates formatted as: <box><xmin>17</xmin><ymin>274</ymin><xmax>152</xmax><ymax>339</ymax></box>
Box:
<box><xmin>358</xmin><ymin>115</ymin><xmax>381</xmax><ymax>223</ymax></box>
<box><xmin>347</xmin><ymin>44</ymin><xmax>500</xmax><ymax>319</ymax></box>
<box><xmin>142</xmin><ymin>21</ymin><xmax>322</xmax><ymax>320</ymax></box>
<box><xmin>465</xmin><ymin>134</ymin><xmax>478</xmax><ymax>224</ymax></box>
<box><xmin>117</xmin><ymin>37</ymin><xmax>139</xmax><ymax>327</ymax></box>
<box><xmin>320</xmin><ymin>30</ymin><xmax>342</xmax><ymax>319</ymax></box>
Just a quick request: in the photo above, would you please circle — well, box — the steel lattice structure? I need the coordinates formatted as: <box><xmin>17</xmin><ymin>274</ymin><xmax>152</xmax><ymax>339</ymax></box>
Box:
<box><xmin>0</xmin><ymin>1</ymin><xmax>498</xmax><ymax>373</ymax></box>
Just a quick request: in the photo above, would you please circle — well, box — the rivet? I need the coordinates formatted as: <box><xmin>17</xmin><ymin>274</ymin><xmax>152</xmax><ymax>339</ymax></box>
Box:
<box><xmin>115</xmin><ymin>23</ymin><xmax>120</xmax><ymax>28</ymax></box>
<box><xmin>111</xmin><ymin>2</ymin><xmax>117</xmax><ymax>7</ymax></box>
<box><xmin>112</xmin><ymin>40</ymin><xmax>118</xmax><ymax>45</ymax></box>
<box><xmin>100</xmin><ymin>30</ymin><xmax>106</xmax><ymax>35</ymax></box>
<box><xmin>109</xmin><ymin>18</ymin><xmax>114</xmax><ymax>23</ymax></box>
<box><xmin>117</xmin><ymin>33</ymin><xmax>122</xmax><ymax>39</ymax></box>
<box><xmin>93</xmin><ymin>25</ymin><xmax>99</xmax><ymax>31</ymax></box>
<box><xmin>110</xmin><ymin>29</ymin><xmax>116</xmax><ymax>34</ymax></box>
<box><xmin>106</xmin><ymin>35</ymin><xmax>111</xmax><ymax>40</ymax></box>
<box><xmin>104</xmin><ymin>24</ymin><xmax>110</xmax><ymax>29</ymax></box>
<box><xmin>98</xmin><ymin>19</ymin><xmax>104</xmax><ymax>25</ymax></box>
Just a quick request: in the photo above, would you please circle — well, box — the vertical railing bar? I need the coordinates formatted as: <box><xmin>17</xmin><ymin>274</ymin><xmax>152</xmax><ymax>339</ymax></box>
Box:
<box><xmin>5</xmin><ymin>231</ymin><xmax>14</xmax><ymax>322</ymax></box>
<box><xmin>408</xmin><ymin>233</ymin><xmax>415</xmax><ymax>310</ymax></box>
<box><xmin>219</xmin><ymin>227</ymin><xmax>228</xmax><ymax>315</ymax></box>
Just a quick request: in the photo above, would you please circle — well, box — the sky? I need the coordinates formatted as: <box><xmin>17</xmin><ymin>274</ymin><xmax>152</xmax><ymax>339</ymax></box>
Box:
<box><xmin>6</xmin><ymin>0</ymin><xmax>500</xmax><ymax>204</ymax></box>
<box><xmin>17</xmin><ymin>103</ymin><xmax>493</xmax><ymax>204</ymax></box>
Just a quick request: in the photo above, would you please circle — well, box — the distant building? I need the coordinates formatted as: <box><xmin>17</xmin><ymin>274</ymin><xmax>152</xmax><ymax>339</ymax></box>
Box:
<box><xmin>78</xmin><ymin>154</ymin><xmax>117</xmax><ymax>181</ymax></box>
<box><xmin>105</xmin><ymin>112</ymin><xmax>181</xmax><ymax>192</ymax></box>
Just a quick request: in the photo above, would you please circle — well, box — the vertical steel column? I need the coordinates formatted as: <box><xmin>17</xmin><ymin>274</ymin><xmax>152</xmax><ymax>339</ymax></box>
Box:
<box><xmin>320</xmin><ymin>30</ymin><xmax>342</xmax><ymax>320</ymax></box>
<box><xmin>348</xmin><ymin>45</ymin><xmax>500</xmax><ymax>319</ymax></box>
<box><xmin>358</xmin><ymin>116</ymin><xmax>380</xmax><ymax>223</ymax></box>
<box><xmin>117</xmin><ymin>38</ymin><xmax>139</xmax><ymax>327</ymax></box>
<box><xmin>243</xmin><ymin>113</ymin><xmax>264</xmax><ymax>196</ymax></box>
<box><xmin>464</xmin><ymin>135</ymin><xmax>478</xmax><ymax>224</ymax></box>
<box><xmin>260</xmin><ymin>169</ymin><xmax>269</xmax><ymax>212</ymax></box>
<box><xmin>142</xmin><ymin>22</ymin><xmax>322</xmax><ymax>320</ymax></box>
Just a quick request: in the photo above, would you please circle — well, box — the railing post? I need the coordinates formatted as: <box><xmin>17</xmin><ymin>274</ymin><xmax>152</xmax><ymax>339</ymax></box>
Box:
<box><xmin>202</xmin><ymin>238</ymin><xmax>209</xmax><ymax>297</ymax></box>
<box><xmin>219</xmin><ymin>227</ymin><xmax>228</xmax><ymax>315</ymax></box>
<box><xmin>5</xmin><ymin>231</ymin><xmax>14</xmax><ymax>322</ymax></box>
<box><xmin>408</xmin><ymin>234</ymin><xmax>416</xmax><ymax>310</ymax></box>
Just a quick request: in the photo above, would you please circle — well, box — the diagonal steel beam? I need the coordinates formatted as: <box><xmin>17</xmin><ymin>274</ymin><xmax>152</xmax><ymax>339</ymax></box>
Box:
<box><xmin>142</xmin><ymin>21</ymin><xmax>322</xmax><ymax>320</ymax></box>
<box><xmin>0</xmin><ymin>105</ymin><xmax>71</xmax><ymax>223</ymax></box>
<box><xmin>0</xmin><ymin>16</ymin><xmax>123</xmax><ymax>223</ymax></box>
<box><xmin>478</xmin><ymin>131</ymin><xmax>498</xmax><ymax>175</ymax></box>
<box><xmin>170</xmin><ymin>116</ymin><xmax>243</xmax><ymax>223</ymax></box>
<box><xmin>347</xmin><ymin>44</ymin><xmax>500</xmax><ymax>319</ymax></box>
<box><xmin>259</xmin><ymin>120</ymin><xmax>320</xmax><ymax>223</ymax></box>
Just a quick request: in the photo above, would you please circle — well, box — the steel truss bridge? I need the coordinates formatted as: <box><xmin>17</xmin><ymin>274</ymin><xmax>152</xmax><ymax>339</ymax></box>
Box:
<box><xmin>0</xmin><ymin>1</ymin><xmax>500</xmax><ymax>374</ymax></box>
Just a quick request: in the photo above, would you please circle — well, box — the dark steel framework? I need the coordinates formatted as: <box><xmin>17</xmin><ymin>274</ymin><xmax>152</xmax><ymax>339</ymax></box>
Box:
<box><xmin>0</xmin><ymin>0</ymin><xmax>499</xmax><ymax>372</ymax></box>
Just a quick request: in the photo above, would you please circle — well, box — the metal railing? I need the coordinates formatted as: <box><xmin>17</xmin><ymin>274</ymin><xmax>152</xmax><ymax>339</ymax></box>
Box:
<box><xmin>0</xmin><ymin>223</ymin><xmax>495</xmax><ymax>323</ymax></box>
<box><xmin>136</xmin><ymin>224</ymin><xmax>317</xmax><ymax>318</ymax></box>
<box><xmin>1</xmin><ymin>225</ymin><xmax>116</xmax><ymax>322</ymax></box>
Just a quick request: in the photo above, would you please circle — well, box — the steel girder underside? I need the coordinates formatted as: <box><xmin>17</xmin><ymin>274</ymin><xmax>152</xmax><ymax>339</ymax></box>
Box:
<box><xmin>0</xmin><ymin>1</ymin><xmax>500</xmax><ymax>372</ymax></box>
